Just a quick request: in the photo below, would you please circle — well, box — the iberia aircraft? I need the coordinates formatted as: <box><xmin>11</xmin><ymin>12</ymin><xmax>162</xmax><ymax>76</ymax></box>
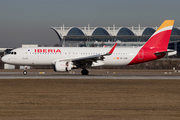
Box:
<box><xmin>1</xmin><ymin>20</ymin><xmax>177</xmax><ymax>75</ymax></box>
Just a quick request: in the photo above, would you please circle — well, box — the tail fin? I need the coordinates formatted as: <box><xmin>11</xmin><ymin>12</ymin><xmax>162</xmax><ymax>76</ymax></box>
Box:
<box><xmin>143</xmin><ymin>20</ymin><xmax>174</xmax><ymax>51</ymax></box>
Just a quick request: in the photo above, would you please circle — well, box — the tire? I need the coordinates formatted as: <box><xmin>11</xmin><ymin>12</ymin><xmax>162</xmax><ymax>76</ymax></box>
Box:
<box><xmin>23</xmin><ymin>70</ymin><xmax>27</xmax><ymax>75</ymax></box>
<box><xmin>81</xmin><ymin>69</ymin><xmax>89</xmax><ymax>75</ymax></box>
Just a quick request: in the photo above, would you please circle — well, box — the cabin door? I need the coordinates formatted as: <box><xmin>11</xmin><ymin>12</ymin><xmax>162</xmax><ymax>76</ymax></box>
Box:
<box><xmin>138</xmin><ymin>49</ymin><xmax>144</xmax><ymax>59</ymax></box>
<box><xmin>22</xmin><ymin>49</ymin><xmax>28</xmax><ymax>59</ymax></box>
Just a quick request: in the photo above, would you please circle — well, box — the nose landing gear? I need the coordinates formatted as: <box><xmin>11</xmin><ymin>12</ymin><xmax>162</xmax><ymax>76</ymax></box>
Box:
<box><xmin>23</xmin><ymin>70</ymin><xmax>27</xmax><ymax>75</ymax></box>
<box><xmin>23</xmin><ymin>66</ymin><xmax>28</xmax><ymax>75</ymax></box>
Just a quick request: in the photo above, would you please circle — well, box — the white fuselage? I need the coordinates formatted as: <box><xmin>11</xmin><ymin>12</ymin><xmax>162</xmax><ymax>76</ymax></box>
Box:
<box><xmin>2</xmin><ymin>47</ymin><xmax>141</xmax><ymax>66</ymax></box>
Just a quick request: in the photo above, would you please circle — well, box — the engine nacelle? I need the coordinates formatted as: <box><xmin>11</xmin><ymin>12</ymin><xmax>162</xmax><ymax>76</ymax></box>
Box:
<box><xmin>54</xmin><ymin>61</ymin><xmax>73</xmax><ymax>72</ymax></box>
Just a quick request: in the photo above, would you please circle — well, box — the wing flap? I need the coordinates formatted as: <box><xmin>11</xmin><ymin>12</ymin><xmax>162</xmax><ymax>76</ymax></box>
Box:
<box><xmin>72</xmin><ymin>54</ymin><xmax>102</xmax><ymax>62</ymax></box>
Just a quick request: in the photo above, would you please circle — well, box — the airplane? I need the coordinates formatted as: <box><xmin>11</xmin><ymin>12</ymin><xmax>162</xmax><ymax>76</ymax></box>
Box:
<box><xmin>1</xmin><ymin>20</ymin><xmax>177</xmax><ymax>75</ymax></box>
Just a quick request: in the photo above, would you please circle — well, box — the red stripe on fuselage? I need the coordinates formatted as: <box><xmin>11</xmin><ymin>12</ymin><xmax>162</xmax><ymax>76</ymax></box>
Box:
<box><xmin>128</xmin><ymin>48</ymin><xmax>166</xmax><ymax>65</ymax></box>
<box><xmin>128</xmin><ymin>30</ymin><xmax>172</xmax><ymax>65</ymax></box>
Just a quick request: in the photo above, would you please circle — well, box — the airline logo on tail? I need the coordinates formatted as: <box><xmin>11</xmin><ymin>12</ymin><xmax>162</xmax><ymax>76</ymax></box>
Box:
<box><xmin>128</xmin><ymin>20</ymin><xmax>174</xmax><ymax>65</ymax></box>
<box><xmin>143</xmin><ymin>20</ymin><xmax>174</xmax><ymax>50</ymax></box>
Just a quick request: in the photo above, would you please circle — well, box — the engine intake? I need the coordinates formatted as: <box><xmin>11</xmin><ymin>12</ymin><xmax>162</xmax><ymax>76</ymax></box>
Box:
<box><xmin>54</xmin><ymin>61</ymin><xmax>73</xmax><ymax>72</ymax></box>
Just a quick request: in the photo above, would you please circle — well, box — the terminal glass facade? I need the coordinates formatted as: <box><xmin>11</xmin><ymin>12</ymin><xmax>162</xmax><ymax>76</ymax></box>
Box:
<box><xmin>142</xmin><ymin>28</ymin><xmax>155</xmax><ymax>36</ymax></box>
<box><xmin>67</xmin><ymin>27</ymin><xmax>85</xmax><ymax>36</ymax></box>
<box><xmin>92</xmin><ymin>27</ymin><xmax>110</xmax><ymax>36</ymax></box>
<box><xmin>171</xmin><ymin>28</ymin><xmax>180</xmax><ymax>35</ymax></box>
<box><xmin>117</xmin><ymin>27</ymin><xmax>135</xmax><ymax>36</ymax></box>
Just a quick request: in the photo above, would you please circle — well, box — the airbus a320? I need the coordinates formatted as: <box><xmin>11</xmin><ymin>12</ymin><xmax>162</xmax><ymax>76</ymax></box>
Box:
<box><xmin>1</xmin><ymin>20</ymin><xmax>176</xmax><ymax>75</ymax></box>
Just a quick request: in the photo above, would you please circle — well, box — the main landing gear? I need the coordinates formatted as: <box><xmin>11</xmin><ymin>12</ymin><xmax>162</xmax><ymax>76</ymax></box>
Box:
<box><xmin>81</xmin><ymin>68</ymin><xmax>89</xmax><ymax>75</ymax></box>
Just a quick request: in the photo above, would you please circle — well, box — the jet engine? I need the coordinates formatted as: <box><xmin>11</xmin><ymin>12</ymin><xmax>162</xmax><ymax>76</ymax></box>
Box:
<box><xmin>54</xmin><ymin>61</ymin><xmax>73</xmax><ymax>72</ymax></box>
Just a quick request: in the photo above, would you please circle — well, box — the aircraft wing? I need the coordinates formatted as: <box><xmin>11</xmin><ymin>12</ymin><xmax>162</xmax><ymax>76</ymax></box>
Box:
<box><xmin>71</xmin><ymin>43</ymin><xmax>117</xmax><ymax>67</ymax></box>
<box><xmin>52</xmin><ymin>43</ymin><xmax>117</xmax><ymax>67</ymax></box>
<box><xmin>72</xmin><ymin>43</ymin><xmax>117</xmax><ymax>62</ymax></box>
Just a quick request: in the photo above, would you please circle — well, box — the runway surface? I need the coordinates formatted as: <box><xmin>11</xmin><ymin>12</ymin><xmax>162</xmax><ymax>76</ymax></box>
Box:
<box><xmin>1</xmin><ymin>69</ymin><xmax>180</xmax><ymax>79</ymax></box>
<box><xmin>1</xmin><ymin>74</ymin><xmax>180</xmax><ymax>79</ymax></box>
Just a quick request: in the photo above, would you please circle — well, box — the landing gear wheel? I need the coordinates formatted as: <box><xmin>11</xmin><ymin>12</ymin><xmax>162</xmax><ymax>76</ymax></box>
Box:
<box><xmin>23</xmin><ymin>70</ymin><xmax>27</xmax><ymax>75</ymax></box>
<box><xmin>81</xmin><ymin>69</ymin><xmax>89</xmax><ymax>75</ymax></box>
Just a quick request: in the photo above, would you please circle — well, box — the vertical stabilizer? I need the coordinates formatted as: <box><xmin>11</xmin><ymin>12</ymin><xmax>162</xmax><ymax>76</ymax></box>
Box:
<box><xmin>128</xmin><ymin>20</ymin><xmax>175</xmax><ymax>65</ymax></box>
<box><xmin>143</xmin><ymin>20</ymin><xmax>174</xmax><ymax>51</ymax></box>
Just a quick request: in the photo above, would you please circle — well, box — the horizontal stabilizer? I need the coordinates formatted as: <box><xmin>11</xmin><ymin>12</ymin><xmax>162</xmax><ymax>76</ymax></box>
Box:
<box><xmin>154</xmin><ymin>49</ymin><xmax>177</xmax><ymax>57</ymax></box>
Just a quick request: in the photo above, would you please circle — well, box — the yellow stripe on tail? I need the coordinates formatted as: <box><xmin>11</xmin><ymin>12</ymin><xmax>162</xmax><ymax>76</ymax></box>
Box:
<box><xmin>156</xmin><ymin>20</ymin><xmax>174</xmax><ymax>32</ymax></box>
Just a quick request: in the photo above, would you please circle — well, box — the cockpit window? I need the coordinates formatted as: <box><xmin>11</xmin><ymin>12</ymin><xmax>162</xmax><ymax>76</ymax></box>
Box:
<box><xmin>9</xmin><ymin>52</ymin><xmax>17</xmax><ymax>55</ymax></box>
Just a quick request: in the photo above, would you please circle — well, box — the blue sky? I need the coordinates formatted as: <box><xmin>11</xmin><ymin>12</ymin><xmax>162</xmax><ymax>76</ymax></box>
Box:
<box><xmin>0</xmin><ymin>0</ymin><xmax>180</xmax><ymax>47</ymax></box>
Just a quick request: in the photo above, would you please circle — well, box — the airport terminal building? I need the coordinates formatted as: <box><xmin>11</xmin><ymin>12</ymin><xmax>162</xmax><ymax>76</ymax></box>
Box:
<box><xmin>51</xmin><ymin>24</ymin><xmax>180</xmax><ymax>56</ymax></box>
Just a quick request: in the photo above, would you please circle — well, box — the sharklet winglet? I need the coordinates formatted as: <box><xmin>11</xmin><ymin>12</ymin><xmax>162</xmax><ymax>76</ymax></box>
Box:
<box><xmin>105</xmin><ymin>43</ymin><xmax>117</xmax><ymax>55</ymax></box>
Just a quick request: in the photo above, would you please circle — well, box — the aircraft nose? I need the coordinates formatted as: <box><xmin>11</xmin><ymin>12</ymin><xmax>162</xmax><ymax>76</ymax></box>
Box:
<box><xmin>1</xmin><ymin>56</ymin><xmax>8</xmax><ymax>63</ymax></box>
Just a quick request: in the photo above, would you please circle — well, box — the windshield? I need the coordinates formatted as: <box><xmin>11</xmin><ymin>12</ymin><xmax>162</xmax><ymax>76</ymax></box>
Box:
<box><xmin>9</xmin><ymin>52</ymin><xmax>17</xmax><ymax>55</ymax></box>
